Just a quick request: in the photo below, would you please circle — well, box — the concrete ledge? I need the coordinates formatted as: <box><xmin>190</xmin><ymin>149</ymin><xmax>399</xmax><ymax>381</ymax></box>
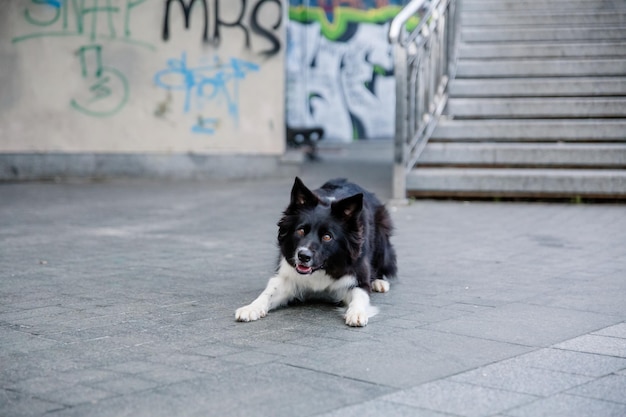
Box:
<box><xmin>0</xmin><ymin>152</ymin><xmax>300</xmax><ymax>181</ymax></box>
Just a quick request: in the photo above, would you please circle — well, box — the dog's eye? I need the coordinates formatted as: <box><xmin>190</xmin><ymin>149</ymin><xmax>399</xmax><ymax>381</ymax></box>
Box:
<box><xmin>322</xmin><ymin>233</ymin><xmax>332</xmax><ymax>242</ymax></box>
<box><xmin>296</xmin><ymin>228</ymin><xmax>305</xmax><ymax>237</ymax></box>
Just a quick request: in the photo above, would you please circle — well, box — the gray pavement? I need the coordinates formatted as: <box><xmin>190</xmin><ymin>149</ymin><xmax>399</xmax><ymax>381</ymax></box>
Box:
<box><xmin>1</xmin><ymin>141</ymin><xmax>626</xmax><ymax>417</ymax></box>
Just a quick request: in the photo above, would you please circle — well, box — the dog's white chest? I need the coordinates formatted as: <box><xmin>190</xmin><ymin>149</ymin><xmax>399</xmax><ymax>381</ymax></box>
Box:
<box><xmin>279</xmin><ymin>258</ymin><xmax>356</xmax><ymax>299</ymax></box>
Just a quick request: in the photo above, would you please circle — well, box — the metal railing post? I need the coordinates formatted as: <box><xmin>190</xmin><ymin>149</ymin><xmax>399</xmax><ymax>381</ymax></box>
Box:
<box><xmin>389</xmin><ymin>0</ymin><xmax>458</xmax><ymax>201</ymax></box>
<box><xmin>393</xmin><ymin>43</ymin><xmax>408</xmax><ymax>202</ymax></box>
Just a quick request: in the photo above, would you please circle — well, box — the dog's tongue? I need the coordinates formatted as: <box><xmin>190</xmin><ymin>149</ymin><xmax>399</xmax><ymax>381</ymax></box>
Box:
<box><xmin>296</xmin><ymin>264</ymin><xmax>312</xmax><ymax>274</ymax></box>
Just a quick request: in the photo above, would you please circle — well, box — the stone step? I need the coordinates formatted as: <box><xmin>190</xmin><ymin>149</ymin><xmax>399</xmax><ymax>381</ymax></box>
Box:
<box><xmin>462</xmin><ymin>27</ymin><xmax>626</xmax><ymax>43</ymax></box>
<box><xmin>459</xmin><ymin>42</ymin><xmax>626</xmax><ymax>59</ymax></box>
<box><xmin>406</xmin><ymin>167</ymin><xmax>626</xmax><ymax>198</ymax></box>
<box><xmin>456</xmin><ymin>58</ymin><xmax>626</xmax><ymax>78</ymax></box>
<box><xmin>432</xmin><ymin>119</ymin><xmax>626</xmax><ymax>141</ymax></box>
<box><xmin>449</xmin><ymin>78</ymin><xmax>626</xmax><ymax>97</ymax></box>
<box><xmin>419</xmin><ymin>143</ymin><xmax>626</xmax><ymax>168</ymax></box>
<box><xmin>461</xmin><ymin>11</ymin><xmax>626</xmax><ymax>27</ymax></box>
<box><xmin>446</xmin><ymin>98</ymin><xmax>626</xmax><ymax>119</ymax></box>
<box><xmin>403</xmin><ymin>0</ymin><xmax>626</xmax><ymax>199</ymax></box>
<box><xmin>461</xmin><ymin>0</ymin><xmax>626</xmax><ymax>12</ymax></box>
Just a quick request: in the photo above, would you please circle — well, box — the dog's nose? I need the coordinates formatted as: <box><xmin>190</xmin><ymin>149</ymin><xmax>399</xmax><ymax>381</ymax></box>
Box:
<box><xmin>297</xmin><ymin>249</ymin><xmax>312</xmax><ymax>264</ymax></box>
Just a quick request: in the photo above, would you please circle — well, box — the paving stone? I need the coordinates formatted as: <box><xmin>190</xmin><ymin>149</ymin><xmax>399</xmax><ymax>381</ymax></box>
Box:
<box><xmin>220</xmin><ymin>350</ymin><xmax>282</xmax><ymax>365</ymax></box>
<box><xmin>424</xmin><ymin>303</ymin><xmax>619</xmax><ymax>347</ymax></box>
<box><xmin>87</xmin><ymin>375</ymin><xmax>160</xmax><ymax>394</ymax></box>
<box><xmin>2</xmin><ymin>148</ymin><xmax>626</xmax><ymax>417</ymax></box>
<box><xmin>254</xmin><ymin>341</ymin><xmax>314</xmax><ymax>356</ymax></box>
<box><xmin>314</xmin><ymin>399</ymin><xmax>450</xmax><ymax>417</ymax></box>
<box><xmin>383</xmin><ymin>380</ymin><xmax>538</xmax><ymax>417</ymax></box>
<box><xmin>284</xmin><ymin>328</ymin><xmax>531</xmax><ymax>389</ymax></box>
<box><xmin>450</xmin><ymin>361</ymin><xmax>593</xmax><ymax>396</ymax></box>
<box><xmin>184</xmin><ymin>343</ymin><xmax>245</xmax><ymax>358</ymax></box>
<box><xmin>0</xmin><ymin>328</ymin><xmax>61</xmax><ymax>354</ymax></box>
<box><xmin>507</xmin><ymin>393</ymin><xmax>626</xmax><ymax>417</ymax></box>
<box><xmin>131</xmin><ymin>364</ymin><xmax>204</xmax><ymax>385</ymax></box>
<box><xmin>0</xmin><ymin>389</ymin><xmax>64</xmax><ymax>417</ymax></box>
<box><xmin>39</xmin><ymin>384</ymin><xmax>116</xmax><ymax>407</ymax></box>
<box><xmin>529</xmin><ymin>284</ymin><xmax>626</xmax><ymax>316</ymax></box>
<box><xmin>0</xmin><ymin>306</ymin><xmax>75</xmax><ymax>322</ymax></box>
<box><xmin>102</xmin><ymin>360</ymin><xmax>163</xmax><ymax>374</ymax></box>
<box><xmin>178</xmin><ymin>358</ymin><xmax>246</xmax><ymax>375</ymax></box>
<box><xmin>54</xmin><ymin>369</ymin><xmax>132</xmax><ymax>386</ymax></box>
<box><xmin>284</xmin><ymin>336</ymin><xmax>347</xmax><ymax>349</ymax></box>
<box><xmin>166</xmin><ymin>363</ymin><xmax>393</xmax><ymax>417</ymax></box>
<box><xmin>554</xmin><ymin>334</ymin><xmax>626</xmax><ymax>358</ymax></box>
<box><xmin>505</xmin><ymin>348</ymin><xmax>626</xmax><ymax>377</ymax></box>
<box><xmin>593</xmin><ymin>322</ymin><xmax>626</xmax><ymax>339</ymax></box>
<box><xmin>42</xmin><ymin>390</ymin><xmax>192</xmax><ymax>417</ymax></box>
<box><xmin>5</xmin><ymin>376</ymin><xmax>78</xmax><ymax>396</ymax></box>
<box><xmin>143</xmin><ymin>352</ymin><xmax>207</xmax><ymax>366</ymax></box>
<box><xmin>566</xmin><ymin>375</ymin><xmax>626</xmax><ymax>404</ymax></box>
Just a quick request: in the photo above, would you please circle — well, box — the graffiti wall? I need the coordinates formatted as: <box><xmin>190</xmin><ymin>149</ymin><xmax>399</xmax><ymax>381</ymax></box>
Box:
<box><xmin>286</xmin><ymin>0</ymin><xmax>408</xmax><ymax>142</ymax></box>
<box><xmin>0</xmin><ymin>0</ymin><xmax>285</xmax><ymax>155</ymax></box>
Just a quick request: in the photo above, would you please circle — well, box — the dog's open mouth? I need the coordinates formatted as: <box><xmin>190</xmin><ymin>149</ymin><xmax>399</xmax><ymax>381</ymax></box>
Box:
<box><xmin>295</xmin><ymin>264</ymin><xmax>314</xmax><ymax>274</ymax></box>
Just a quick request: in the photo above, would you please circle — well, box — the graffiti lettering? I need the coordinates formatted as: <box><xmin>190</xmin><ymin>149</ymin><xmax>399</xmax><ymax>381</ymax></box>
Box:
<box><xmin>213</xmin><ymin>0</ymin><xmax>249</xmax><ymax>49</ymax></box>
<box><xmin>286</xmin><ymin>1</ymin><xmax>414</xmax><ymax>140</ymax></box>
<box><xmin>250</xmin><ymin>0</ymin><xmax>282</xmax><ymax>57</ymax></box>
<box><xmin>25</xmin><ymin>0</ymin><xmax>62</xmax><ymax>26</ymax></box>
<box><xmin>12</xmin><ymin>0</ymin><xmax>152</xmax><ymax>118</ymax></box>
<box><xmin>287</xmin><ymin>7</ymin><xmax>398</xmax><ymax>140</ymax></box>
<box><xmin>154</xmin><ymin>53</ymin><xmax>260</xmax><ymax>134</ymax></box>
<box><xmin>13</xmin><ymin>0</ymin><xmax>154</xmax><ymax>50</ymax></box>
<box><xmin>162</xmin><ymin>0</ymin><xmax>209</xmax><ymax>42</ymax></box>
<box><xmin>288</xmin><ymin>1</ymin><xmax>409</xmax><ymax>40</ymax></box>
<box><xmin>70</xmin><ymin>45</ymin><xmax>129</xmax><ymax>117</ymax></box>
<box><xmin>162</xmin><ymin>0</ymin><xmax>282</xmax><ymax>57</ymax></box>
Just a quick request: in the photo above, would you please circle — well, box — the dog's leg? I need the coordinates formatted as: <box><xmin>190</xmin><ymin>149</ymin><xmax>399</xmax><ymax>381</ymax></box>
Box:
<box><xmin>343</xmin><ymin>287</ymin><xmax>377</xmax><ymax>327</ymax></box>
<box><xmin>235</xmin><ymin>275</ymin><xmax>295</xmax><ymax>322</ymax></box>
<box><xmin>371</xmin><ymin>279</ymin><xmax>390</xmax><ymax>293</ymax></box>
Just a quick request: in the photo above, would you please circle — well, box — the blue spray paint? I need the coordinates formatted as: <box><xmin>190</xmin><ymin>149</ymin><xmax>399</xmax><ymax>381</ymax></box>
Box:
<box><xmin>44</xmin><ymin>0</ymin><xmax>62</xmax><ymax>8</ymax></box>
<box><xmin>153</xmin><ymin>52</ymin><xmax>260</xmax><ymax>134</ymax></box>
<box><xmin>192</xmin><ymin>117</ymin><xmax>219</xmax><ymax>134</ymax></box>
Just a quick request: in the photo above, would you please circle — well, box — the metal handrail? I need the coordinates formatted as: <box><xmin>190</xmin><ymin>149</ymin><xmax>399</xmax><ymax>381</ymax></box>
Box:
<box><xmin>388</xmin><ymin>0</ymin><xmax>428</xmax><ymax>44</ymax></box>
<box><xmin>389</xmin><ymin>0</ymin><xmax>458</xmax><ymax>200</ymax></box>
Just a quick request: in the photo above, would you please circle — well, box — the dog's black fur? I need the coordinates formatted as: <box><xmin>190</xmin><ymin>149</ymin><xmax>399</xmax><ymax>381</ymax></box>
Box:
<box><xmin>278</xmin><ymin>177</ymin><xmax>397</xmax><ymax>292</ymax></box>
<box><xmin>235</xmin><ymin>177</ymin><xmax>397</xmax><ymax>326</ymax></box>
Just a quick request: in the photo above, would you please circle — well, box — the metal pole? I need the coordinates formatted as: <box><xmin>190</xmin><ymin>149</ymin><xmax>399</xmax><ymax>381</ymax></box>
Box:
<box><xmin>392</xmin><ymin>43</ymin><xmax>408</xmax><ymax>203</ymax></box>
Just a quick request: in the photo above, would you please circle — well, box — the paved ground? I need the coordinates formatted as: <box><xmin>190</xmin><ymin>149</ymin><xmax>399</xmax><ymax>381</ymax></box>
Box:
<box><xmin>1</xmin><ymin>141</ymin><xmax>626</xmax><ymax>417</ymax></box>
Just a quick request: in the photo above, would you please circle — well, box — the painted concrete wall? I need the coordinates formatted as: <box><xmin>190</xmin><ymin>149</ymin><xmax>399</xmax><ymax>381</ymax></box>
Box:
<box><xmin>0</xmin><ymin>0</ymin><xmax>285</xmax><ymax>156</ymax></box>
<box><xmin>286</xmin><ymin>0</ymin><xmax>408</xmax><ymax>142</ymax></box>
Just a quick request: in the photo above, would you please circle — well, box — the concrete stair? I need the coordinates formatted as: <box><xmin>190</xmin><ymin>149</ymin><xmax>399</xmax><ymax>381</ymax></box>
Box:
<box><xmin>409</xmin><ymin>0</ymin><xmax>626</xmax><ymax>199</ymax></box>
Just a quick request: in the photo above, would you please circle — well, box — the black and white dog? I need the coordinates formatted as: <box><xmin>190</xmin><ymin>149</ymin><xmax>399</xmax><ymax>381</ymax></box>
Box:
<box><xmin>235</xmin><ymin>177</ymin><xmax>397</xmax><ymax>326</ymax></box>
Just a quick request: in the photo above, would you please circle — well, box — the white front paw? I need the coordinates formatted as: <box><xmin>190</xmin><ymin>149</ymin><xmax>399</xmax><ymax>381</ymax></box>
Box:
<box><xmin>372</xmin><ymin>279</ymin><xmax>390</xmax><ymax>293</ymax></box>
<box><xmin>345</xmin><ymin>308</ymin><xmax>368</xmax><ymax>327</ymax></box>
<box><xmin>235</xmin><ymin>304</ymin><xmax>267</xmax><ymax>322</ymax></box>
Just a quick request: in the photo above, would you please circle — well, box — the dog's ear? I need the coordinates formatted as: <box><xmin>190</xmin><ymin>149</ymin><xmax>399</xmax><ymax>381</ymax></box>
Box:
<box><xmin>332</xmin><ymin>193</ymin><xmax>363</xmax><ymax>220</ymax></box>
<box><xmin>290</xmin><ymin>177</ymin><xmax>319</xmax><ymax>208</ymax></box>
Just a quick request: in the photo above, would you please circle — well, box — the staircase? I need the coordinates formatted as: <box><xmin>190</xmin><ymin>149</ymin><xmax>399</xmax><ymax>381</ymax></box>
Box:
<box><xmin>406</xmin><ymin>0</ymin><xmax>626</xmax><ymax>200</ymax></box>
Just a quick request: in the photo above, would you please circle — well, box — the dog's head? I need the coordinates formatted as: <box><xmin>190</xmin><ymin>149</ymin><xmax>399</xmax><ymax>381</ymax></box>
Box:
<box><xmin>277</xmin><ymin>177</ymin><xmax>364</xmax><ymax>277</ymax></box>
